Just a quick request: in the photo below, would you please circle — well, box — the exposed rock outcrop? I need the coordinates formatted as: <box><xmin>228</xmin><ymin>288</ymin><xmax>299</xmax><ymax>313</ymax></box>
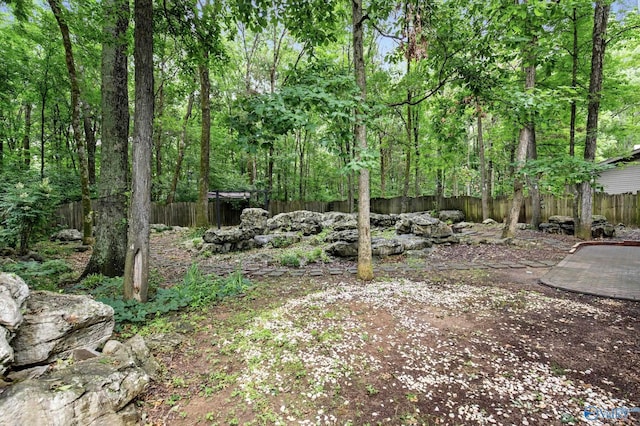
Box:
<box><xmin>0</xmin><ymin>273</ymin><xmax>30</xmax><ymax>375</ymax></box>
<box><xmin>50</xmin><ymin>229</ymin><xmax>83</xmax><ymax>242</ymax></box>
<box><xmin>267</xmin><ymin>210</ymin><xmax>324</xmax><ymax>235</ymax></box>
<box><xmin>0</xmin><ymin>335</ymin><xmax>154</xmax><ymax>426</ymax></box>
<box><xmin>438</xmin><ymin>210</ymin><xmax>465</xmax><ymax>223</ymax></box>
<box><xmin>539</xmin><ymin>215</ymin><xmax>615</xmax><ymax>238</ymax></box>
<box><xmin>11</xmin><ymin>291</ymin><xmax>114</xmax><ymax>367</ymax></box>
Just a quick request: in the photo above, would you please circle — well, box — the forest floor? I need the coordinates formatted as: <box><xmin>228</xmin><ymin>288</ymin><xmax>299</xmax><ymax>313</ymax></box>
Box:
<box><xmin>73</xmin><ymin>225</ymin><xmax>640</xmax><ymax>425</ymax></box>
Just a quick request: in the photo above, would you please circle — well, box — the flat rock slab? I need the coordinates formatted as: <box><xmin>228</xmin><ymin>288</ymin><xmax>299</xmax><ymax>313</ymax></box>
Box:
<box><xmin>540</xmin><ymin>244</ymin><xmax>640</xmax><ymax>301</ymax></box>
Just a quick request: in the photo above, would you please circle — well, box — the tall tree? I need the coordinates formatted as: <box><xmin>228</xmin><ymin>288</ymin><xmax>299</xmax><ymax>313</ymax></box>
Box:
<box><xmin>577</xmin><ymin>1</ymin><xmax>610</xmax><ymax>240</ymax></box>
<box><xmin>503</xmin><ymin>1</ymin><xmax>538</xmax><ymax>239</ymax></box>
<box><xmin>196</xmin><ymin>54</ymin><xmax>211</xmax><ymax>227</ymax></box>
<box><xmin>353</xmin><ymin>0</ymin><xmax>373</xmax><ymax>281</ymax></box>
<box><xmin>83</xmin><ymin>0</ymin><xmax>129</xmax><ymax>278</ymax></box>
<box><xmin>124</xmin><ymin>0</ymin><xmax>153</xmax><ymax>301</ymax></box>
<box><xmin>47</xmin><ymin>0</ymin><xmax>93</xmax><ymax>244</ymax></box>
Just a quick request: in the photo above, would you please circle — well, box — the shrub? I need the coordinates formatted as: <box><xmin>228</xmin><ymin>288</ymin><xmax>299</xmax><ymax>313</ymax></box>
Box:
<box><xmin>2</xmin><ymin>259</ymin><xmax>74</xmax><ymax>291</ymax></box>
<box><xmin>73</xmin><ymin>265</ymin><xmax>253</xmax><ymax>330</ymax></box>
<box><xmin>0</xmin><ymin>178</ymin><xmax>59</xmax><ymax>255</ymax></box>
<box><xmin>280</xmin><ymin>252</ymin><xmax>301</xmax><ymax>268</ymax></box>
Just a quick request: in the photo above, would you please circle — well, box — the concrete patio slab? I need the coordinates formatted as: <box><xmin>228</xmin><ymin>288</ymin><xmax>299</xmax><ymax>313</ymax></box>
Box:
<box><xmin>540</xmin><ymin>242</ymin><xmax>640</xmax><ymax>301</ymax></box>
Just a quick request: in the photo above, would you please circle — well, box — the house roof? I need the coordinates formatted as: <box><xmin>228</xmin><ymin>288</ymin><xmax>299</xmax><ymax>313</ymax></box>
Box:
<box><xmin>599</xmin><ymin>147</ymin><xmax>640</xmax><ymax>166</ymax></box>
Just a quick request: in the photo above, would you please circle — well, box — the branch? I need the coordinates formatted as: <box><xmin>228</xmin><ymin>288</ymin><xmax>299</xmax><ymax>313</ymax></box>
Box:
<box><xmin>606</xmin><ymin>23</ymin><xmax>640</xmax><ymax>46</ymax></box>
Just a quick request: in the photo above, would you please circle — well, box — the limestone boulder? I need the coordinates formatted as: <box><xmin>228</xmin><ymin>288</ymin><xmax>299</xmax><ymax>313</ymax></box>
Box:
<box><xmin>370</xmin><ymin>213</ymin><xmax>398</xmax><ymax>229</ymax></box>
<box><xmin>412</xmin><ymin>216</ymin><xmax>453</xmax><ymax>239</ymax></box>
<box><xmin>438</xmin><ymin>210</ymin><xmax>465</xmax><ymax>223</ymax></box>
<box><xmin>325</xmin><ymin>241</ymin><xmax>358</xmax><ymax>258</ymax></box>
<box><xmin>240</xmin><ymin>208</ymin><xmax>269</xmax><ymax>234</ymax></box>
<box><xmin>11</xmin><ymin>291</ymin><xmax>114</xmax><ymax>367</ymax></box>
<box><xmin>321</xmin><ymin>212</ymin><xmax>355</xmax><ymax>229</ymax></box>
<box><xmin>1</xmin><ymin>327</ymin><xmax>13</xmax><ymax>375</ymax></box>
<box><xmin>0</xmin><ymin>273</ymin><xmax>29</xmax><ymax>331</ymax></box>
<box><xmin>267</xmin><ymin>210</ymin><xmax>324</xmax><ymax>235</ymax></box>
<box><xmin>395</xmin><ymin>234</ymin><xmax>432</xmax><ymax>251</ymax></box>
<box><xmin>371</xmin><ymin>238</ymin><xmax>404</xmax><ymax>257</ymax></box>
<box><xmin>0</xmin><ymin>341</ymin><xmax>151</xmax><ymax>426</ymax></box>
<box><xmin>50</xmin><ymin>229</ymin><xmax>83</xmax><ymax>242</ymax></box>
<box><xmin>325</xmin><ymin>229</ymin><xmax>359</xmax><ymax>243</ymax></box>
<box><xmin>1</xmin><ymin>273</ymin><xmax>30</xmax><ymax>375</ymax></box>
<box><xmin>253</xmin><ymin>232</ymin><xmax>301</xmax><ymax>248</ymax></box>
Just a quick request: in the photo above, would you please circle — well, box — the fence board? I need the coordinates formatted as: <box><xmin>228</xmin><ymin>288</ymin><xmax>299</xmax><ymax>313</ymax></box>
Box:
<box><xmin>56</xmin><ymin>192</ymin><xmax>640</xmax><ymax>231</ymax></box>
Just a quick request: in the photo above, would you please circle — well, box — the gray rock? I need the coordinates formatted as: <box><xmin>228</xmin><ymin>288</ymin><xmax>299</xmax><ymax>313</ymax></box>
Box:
<box><xmin>548</xmin><ymin>215</ymin><xmax>574</xmax><ymax>225</ymax></box>
<box><xmin>11</xmin><ymin>291</ymin><xmax>114</xmax><ymax>367</ymax></box>
<box><xmin>592</xmin><ymin>215</ymin><xmax>607</xmax><ymax>225</ymax></box>
<box><xmin>332</xmin><ymin>217</ymin><xmax>358</xmax><ymax>231</ymax></box>
<box><xmin>1</xmin><ymin>326</ymin><xmax>13</xmax><ymax>375</ymax></box>
<box><xmin>413</xmin><ymin>219</ymin><xmax>453</xmax><ymax>239</ymax></box>
<box><xmin>267</xmin><ymin>210</ymin><xmax>324</xmax><ymax>235</ymax></box>
<box><xmin>431</xmin><ymin>235</ymin><xmax>460</xmax><ymax>244</ymax></box>
<box><xmin>371</xmin><ymin>238</ymin><xmax>404</xmax><ymax>257</ymax></box>
<box><xmin>150</xmin><ymin>223</ymin><xmax>173</xmax><ymax>233</ymax></box>
<box><xmin>203</xmin><ymin>227</ymin><xmax>255</xmax><ymax>245</ymax></box>
<box><xmin>253</xmin><ymin>233</ymin><xmax>301</xmax><ymax>248</ymax></box>
<box><xmin>482</xmin><ymin>218</ymin><xmax>498</xmax><ymax>225</ymax></box>
<box><xmin>0</xmin><ymin>350</ymin><xmax>149</xmax><ymax>426</ymax></box>
<box><xmin>394</xmin><ymin>217</ymin><xmax>414</xmax><ymax>234</ymax></box>
<box><xmin>592</xmin><ymin>224</ymin><xmax>615</xmax><ymax>238</ymax></box>
<box><xmin>321</xmin><ymin>212</ymin><xmax>355</xmax><ymax>229</ymax></box>
<box><xmin>325</xmin><ymin>230</ymin><xmax>359</xmax><ymax>243</ymax></box>
<box><xmin>103</xmin><ymin>335</ymin><xmax>160</xmax><ymax>381</ymax></box>
<box><xmin>370</xmin><ymin>213</ymin><xmax>398</xmax><ymax>228</ymax></box>
<box><xmin>326</xmin><ymin>241</ymin><xmax>358</xmax><ymax>258</ymax></box>
<box><xmin>438</xmin><ymin>210</ymin><xmax>465</xmax><ymax>223</ymax></box>
<box><xmin>50</xmin><ymin>229</ymin><xmax>83</xmax><ymax>242</ymax></box>
<box><xmin>452</xmin><ymin>222</ymin><xmax>473</xmax><ymax>233</ymax></box>
<box><xmin>0</xmin><ymin>273</ymin><xmax>29</xmax><ymax>331</ymax></box>
<box><xmin>395</xmin><ymin>234</ymin><xmax>432</xmax><ymax>251</ymax></box>
<box><xmin>240</xmin><ymin>208</ymin><xmax>269</xmax><ymax>234</ymax></box>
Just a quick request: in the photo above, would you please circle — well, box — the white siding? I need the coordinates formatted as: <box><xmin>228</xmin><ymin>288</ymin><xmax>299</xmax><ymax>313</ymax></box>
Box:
<box><xmin>597</xmin><ymin>161</ymin><xmax>640</xmax><ymax>194</ymax></box>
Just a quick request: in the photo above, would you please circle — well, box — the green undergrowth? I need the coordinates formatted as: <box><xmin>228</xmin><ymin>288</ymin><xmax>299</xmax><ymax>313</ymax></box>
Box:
<box><xmin>72</xmin><ymin>264</ymin><xmax>253</xmax><ymax>331</ymax></box>
<box><xmin>1</xmin><ymin>259</ymin><xmax>75</xmax><ymax>291</ymax></box>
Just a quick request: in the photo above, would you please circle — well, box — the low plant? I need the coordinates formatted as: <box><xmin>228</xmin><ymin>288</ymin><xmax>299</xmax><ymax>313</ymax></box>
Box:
<box><xmin>73</xmin><ymin>265</ymin><xmax>253</xmax><ymax>330</ymax></box>
<box><xmin>280</xmin><ymin>252</ymin><xmax>301</xmax><ymax>267</ymax></box>
<box><xmin>2</xmin><ymin>259</ymin><xmax>74</xmax><ymax>291</ymax></box>
<box><xmin>304</xmin><ymin>247</ymin><xmax>330</xmax><ymax>264</ymax></box>
<box><xmin>270</xmin><ymin>235</ymin><xmax>295</xmax><ymax>248</ymax></box>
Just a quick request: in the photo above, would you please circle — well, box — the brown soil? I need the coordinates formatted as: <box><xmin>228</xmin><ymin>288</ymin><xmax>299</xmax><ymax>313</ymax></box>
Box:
<box><xmin>70</xmin><ymin>226</ymin><xmax>640</xmax><ymax>425</ymax></box>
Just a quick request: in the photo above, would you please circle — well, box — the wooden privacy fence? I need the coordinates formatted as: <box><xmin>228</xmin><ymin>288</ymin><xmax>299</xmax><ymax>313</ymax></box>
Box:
<box><xmin>56</xmin><ymin>192</ymin><xmax>640</xmax><ymax>230</ymax></box>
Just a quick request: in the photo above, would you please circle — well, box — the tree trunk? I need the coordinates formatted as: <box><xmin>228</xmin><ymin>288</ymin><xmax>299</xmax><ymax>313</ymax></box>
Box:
<box><xmin>40</xmin><ymin>75</ymin><xmax>48</xmax><ymax>180</ymax></box>
<box><xmin>154</xmin><ymin>83</ymin><xmax>164</xmax><ymax>179</ymax></box>
<box><xmin>195</xmin><ymin>58</ymin><xmax>211</xmax><ymax>228</ymax></box>
<box><xmin>124</xmin><ymin>0</ymin><xmax>153</xmax><ymax>302</ymax></box>
<box><xmin>82</xmin><ymin>102</ymin><xmax>97</xmax><ymax>185</ymax></box>
<box><xmin>528</xmin><ymin>124</ymin><xmax>541</xmax><ymax>229</ymax></box>
<box><xmin>22</xmin><ymin>102</ymin><xmax>31</xmax><ymax>167</ymax></box>
<box><xmin>167</xmin><ymin>92</ymin><xmax>194</xmax><ymax>204</ymax></box>
<box><xmin>577</xmin><ymin>2</ymin><xmax>610</xmax><ymax>240</ymax></box>
<box><xmin>477</xmin><ymin>102</ymin><xmax>489</xmax><ymax>221</ymax></box>
<box><xmin>83</xmin><ymin>0</ymin><xmax>129</xmax><ymax>278</ymax></box>
<box><xmin>353</xmin><ymin>0</ymin><xmax>372</xmax><ymax>281</ymax></box>
<box><xmin>379</xmin><ymin>138</ymin><xmax>386</xmax><ymax>195</ymax></box>
<box><xmin>503</xmin><ymin>53</ymin><xmax>536</xmax><ymax>238</ymax></box>
<box><xmin>48</xmin><ymin>0</ymin><xmax>93</xmax><ymax>245</ymax></box>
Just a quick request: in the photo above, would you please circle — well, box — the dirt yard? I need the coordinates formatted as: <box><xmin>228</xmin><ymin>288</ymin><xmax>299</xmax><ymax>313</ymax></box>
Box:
<box><xmin>83</xmin><ymin>226</ymin><xmax>639</xmax><ymax>426</ymax></box>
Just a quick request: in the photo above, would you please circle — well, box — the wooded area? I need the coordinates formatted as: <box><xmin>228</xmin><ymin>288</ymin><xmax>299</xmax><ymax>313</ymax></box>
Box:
<box><xmin>1</xmin><ymin>0</ymin><xmax>640</xmax><ymax>291</ymax></box>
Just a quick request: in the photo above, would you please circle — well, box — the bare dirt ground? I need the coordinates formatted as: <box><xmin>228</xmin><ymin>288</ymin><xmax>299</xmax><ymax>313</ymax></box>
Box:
<box><xmin>75</xmin><ymin>225</ymin><xmax>640</xmax><ymax>425</ymax></box>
